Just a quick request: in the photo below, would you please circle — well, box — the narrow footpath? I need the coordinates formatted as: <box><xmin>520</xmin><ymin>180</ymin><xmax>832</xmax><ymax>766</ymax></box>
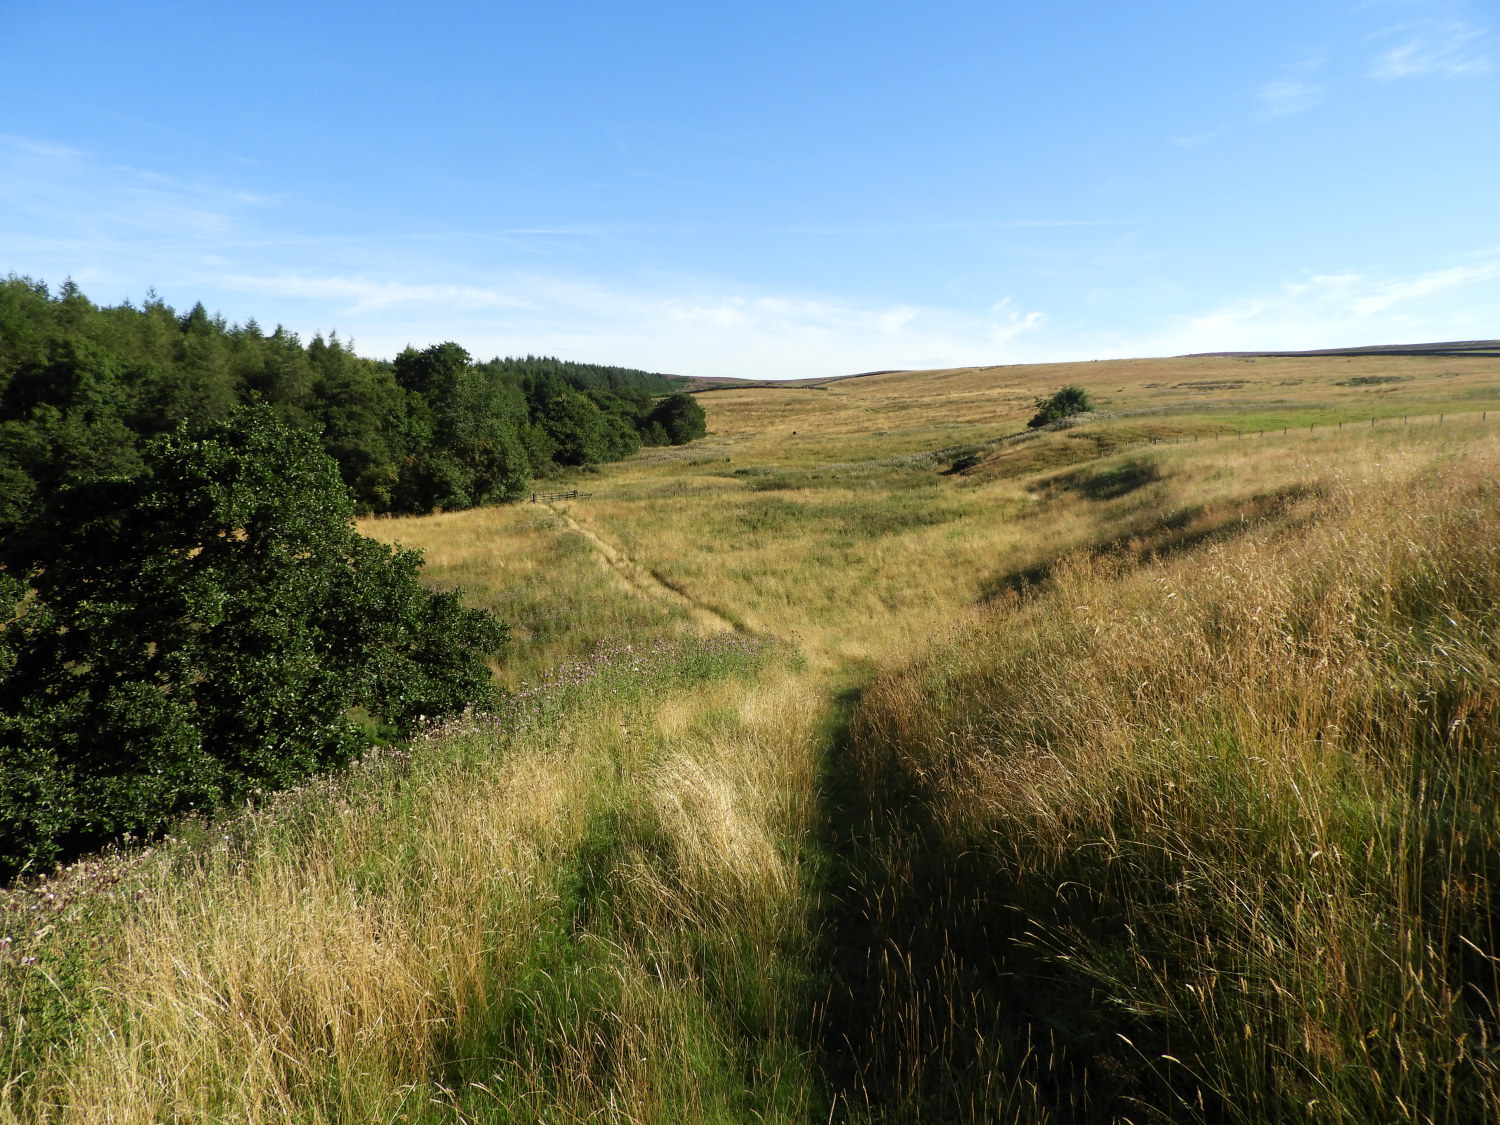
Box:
<box><xmin>543</xmin><ymin>501</ymin><xmax>743</xmax><ymax>635</ymax></box>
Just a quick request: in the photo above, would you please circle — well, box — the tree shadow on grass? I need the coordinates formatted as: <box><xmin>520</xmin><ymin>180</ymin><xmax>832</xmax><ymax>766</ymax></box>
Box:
<box><xmin>808</xmin><ymin>684</ymin><xmax>1156</xmax><ymax>1123</ymax></box>
<box><xmin>982</xmin><ymin>483</ymin><xmax>1320</xmax><ymax>603</ymax></box>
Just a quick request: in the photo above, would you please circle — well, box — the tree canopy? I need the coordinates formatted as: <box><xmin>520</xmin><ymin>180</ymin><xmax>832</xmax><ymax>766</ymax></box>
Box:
<box><xmin>0</xmin><ymin>276</ymin><xmax>706</xmax><ymax>532</ymax></box>
<box><xmin>0</xmin><ymin>408</ymin><xmax>504</xmax><ymax>879</ymax></box>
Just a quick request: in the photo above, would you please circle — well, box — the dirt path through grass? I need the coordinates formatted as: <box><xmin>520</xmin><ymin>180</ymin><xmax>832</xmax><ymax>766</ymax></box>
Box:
<box><xmin>545</xmin><ymin>500</ymin><xmax>743</xmax><ymax>635</ymax></box>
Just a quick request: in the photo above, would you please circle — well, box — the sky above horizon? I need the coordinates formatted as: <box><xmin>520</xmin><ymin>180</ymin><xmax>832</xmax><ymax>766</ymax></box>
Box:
<box><xmin>2</xmin><ymin>1</ymin><xmax>1496</xmax><ymax>380</ymax></box>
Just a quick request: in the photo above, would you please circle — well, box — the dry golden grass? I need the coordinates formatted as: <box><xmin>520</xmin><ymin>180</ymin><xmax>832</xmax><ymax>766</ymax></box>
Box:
<box><xmin>839</xmin><ymin>437</ymin><xmax>1500</xmax><ymax>1122</ymax></box>
<box><xmin>4</xmin><ymin>644</ymin><xmax>821</xmax><ymax>1124</ymax></box>
<box><xmin>557</xmin><ymin>414</ymin><xmax>1500</xmax><ymax>673</ymax></box>
<box><xmin>694</xmin><ymin>352</ymin><xmax>1500</xmax><ymax>464</ymax></box>
<box><xmin>9</xmin><ymin>347</ymin><xmax>1500</xmax><ymax>1123</ymax></box>
<box><xmin>357</xmin><ymin>503</ymin><xmax>705</xmax><ymax>687</ymax></box>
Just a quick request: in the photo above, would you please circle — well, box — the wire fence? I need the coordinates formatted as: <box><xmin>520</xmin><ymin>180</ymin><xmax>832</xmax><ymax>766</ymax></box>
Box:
<box><xmin>1147</xmin><ymin>409</ymin><xmax>1492</xmax><ymax>444</ymax></box>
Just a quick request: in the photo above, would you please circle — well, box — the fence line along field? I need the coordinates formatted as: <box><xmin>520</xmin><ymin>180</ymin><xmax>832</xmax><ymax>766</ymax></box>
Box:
<box><xmin>6</xmin><ymin>344</ymin><xmax>1500</xmax><ymax>1123</ymax></box>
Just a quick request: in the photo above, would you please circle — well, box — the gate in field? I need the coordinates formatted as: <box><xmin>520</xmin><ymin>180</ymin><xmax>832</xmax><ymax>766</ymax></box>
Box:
<box><xmin>530</xmin><ymin>490</ymin><xmax>594</xmax><ymax>502</ymax></box>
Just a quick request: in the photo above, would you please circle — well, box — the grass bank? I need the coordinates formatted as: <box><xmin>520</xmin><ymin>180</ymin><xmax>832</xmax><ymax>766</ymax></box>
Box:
<box><xmin>3</xmin><ymin>634</ymin><xmax>830</xmax><ymax>1124</ymax></box>
<box><xmin>837</xmin><ymin>443</ymin><xmax>1500</xmax><ymax>1122</ymax></box>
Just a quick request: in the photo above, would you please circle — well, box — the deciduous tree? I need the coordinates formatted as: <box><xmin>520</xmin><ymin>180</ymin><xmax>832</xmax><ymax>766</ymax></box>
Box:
<box><xmin>0</xmin><ymin>407</ymin><xmax>503</xmax><ymax>878</ymax></box>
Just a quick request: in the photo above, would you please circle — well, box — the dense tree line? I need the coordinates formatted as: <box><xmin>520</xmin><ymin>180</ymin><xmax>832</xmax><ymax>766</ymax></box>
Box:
<box><xmin>0</xmin><ymin>275</ymin><xmax>707</xmax><ymax>533</ymax></box>
<box><xmin>0</xmin><ymin>275</ymin><xmax>709</xmax><ymax>877</ymax></box>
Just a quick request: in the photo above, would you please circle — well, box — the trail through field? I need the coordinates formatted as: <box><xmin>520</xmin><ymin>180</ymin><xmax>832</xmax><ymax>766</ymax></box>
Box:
<box><xmin>544</xmin><ymin>501</ymin><xmax>742</xmax><ymax>635</ymax></box>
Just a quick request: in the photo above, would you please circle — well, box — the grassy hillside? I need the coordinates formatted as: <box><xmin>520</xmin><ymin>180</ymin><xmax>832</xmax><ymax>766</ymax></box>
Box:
<box><xmin>6</xmin><ymin>347</ymin><xmax>1500</xmax><ymax>1122</ymax></box>
<box><xmin>463</xmin><ymin>350</ymin><xmax>1500</xmax><ymax>669</ymax></box>
<box><xmin>840</xmin><ymin>450</ymin><xmax>1500</xmax><ymax>1121</ymax></box>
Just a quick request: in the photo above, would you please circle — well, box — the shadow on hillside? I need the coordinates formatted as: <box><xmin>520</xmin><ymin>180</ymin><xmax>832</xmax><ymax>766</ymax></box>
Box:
<box><xmin>809</xmin><ymin>484</ymin><xmax>1319</xmax><ymax>1122</ymax></box>
<box><xmin>1046</xmin><ymin>456</ymin><xmax>1162</xmax><ymax>500</ymax></box>
<box><xmin>982</xmin><ymin>483</ymin><xmax>1319</xmax><ymax>603</ymax></box>
<box><xmin>809</xmin><ymin>686</ymin><xmax>1153</xmax><ymax>1123</ymax></box>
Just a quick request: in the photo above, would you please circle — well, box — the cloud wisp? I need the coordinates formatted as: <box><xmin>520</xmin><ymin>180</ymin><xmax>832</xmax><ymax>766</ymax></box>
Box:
<box><xmin>207</xmin><ymin>269</ymin><xmax>1051</xmax><ymax>379</ymax></box>
<box><xmin>1253</xmin><ymin>77</ymin><xmax>1322</xmax><ymax>121</ymax></box>
<box><xmin>1370</xmin><ymin>21</ymin><xmax>1493</xmax><ymax>80</ymax></box>
<box><xmin>785</xmin><ymin>219</ymin><xmax>1131</xmax><ymax>235</ymax></box>
<box><xmin>1139</xmin><ymin>257</ymin><xmax>1500</xmax><ymax>356</ymax></box>
<box><xmin>218</xmin><ymin>274</ymin><xmax>536</xmax><ymax>313</ymax></box>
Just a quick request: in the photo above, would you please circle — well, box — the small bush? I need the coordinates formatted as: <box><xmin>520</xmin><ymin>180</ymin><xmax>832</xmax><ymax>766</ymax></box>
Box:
<box><xmin>1028</xmin><ymin>384</ymin><xmax>1092</xmax><ymax>428</ymax></box>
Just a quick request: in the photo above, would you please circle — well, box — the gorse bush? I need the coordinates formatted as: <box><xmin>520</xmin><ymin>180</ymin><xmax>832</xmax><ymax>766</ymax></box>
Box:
<box><xmin>842</xmin><ymin>458</ymin><xmax>1500</xmax><ymax>1121</ymax></box>
<box><xmin>0</xmin><ymin>407</ymin><xmax>504</xmax><ymax>879</ymax></box>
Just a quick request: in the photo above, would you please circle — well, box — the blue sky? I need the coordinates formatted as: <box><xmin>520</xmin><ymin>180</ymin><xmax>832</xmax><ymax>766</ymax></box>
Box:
<box><xmin>2</xmin><ymin>0</ymin><xmax>1496</xmax><ymax>379</ymax></box>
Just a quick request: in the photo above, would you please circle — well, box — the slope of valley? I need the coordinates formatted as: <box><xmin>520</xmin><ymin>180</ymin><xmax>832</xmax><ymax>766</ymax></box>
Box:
<box><xmin>7</xmin><ymin>347</ymin><xmax>1500</xmax><ymax>1124</ymax></box>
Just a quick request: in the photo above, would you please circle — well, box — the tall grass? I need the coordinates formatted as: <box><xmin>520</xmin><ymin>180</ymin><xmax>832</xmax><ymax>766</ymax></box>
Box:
<box><xmin>358</xmin><ymin>504</ymin><xmax>704</xmax><ymax>687</ymax></box>
<box><xmin>839</xmin><ymin>447</ymin><xmax>1500</xmax><ymax>1122</ymax></box>
<box><xmin>2</xmin><ymin>636</ymin><xmax>825</xmax><ymax>1123</ymax></box>
<box><xmin>8</xmin><ymin>355</ymin><xmax>1500</xmax><ymax>1122</ymax></box>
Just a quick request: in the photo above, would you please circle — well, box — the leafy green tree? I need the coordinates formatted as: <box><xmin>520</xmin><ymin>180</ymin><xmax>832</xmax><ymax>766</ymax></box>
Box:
<box><xmin>0</xmin><ymin>337</ymin><xmax>144</xmax><ymax>532</ymax></box>
<box><xmin>478</xmin><ymin>353</ymin><xmax>678</xmax><ymax>396</ymax></box>
<box><xmin>235</xmin><ymin>323</ymin><xmax>315</xmax><ymax>428</ymax></box>
<box><xmin>393</xmin><ymin>340</ymin><xmax>470</xmax><ymax>403</ymax></box>
<box><xmin>444</xmin><ymin>365</ymin><xmax>531</xmax><ymax>503</ymax></box>
<box><xmin>0</xmin><ymin>277</ymin><xmax>693</xmax><ymax>520</ymax></box>
<box><xmin>389</xmin><ymin>344</ymin><xmax>532</xmax><ymax>510</ymax></box>
<box><xmin>0</xmin><ymin>408</ymin><xmax>503</xmax><ymax>879</ymax></box>
<box><xmin>538</xmin><ymin>386</ymin><xmax>611</xmax><ymax>466</ymax></box>
<box><xmin>1028</xmin><ymin>385</ymin><xmax>1093</xmax><ymax>428</ymax></box>
<box><xmin>599</xmin><ymin>413</ymin><xmax>642</xmax><ymax>461</ymax></box>
<box><xmin>518</xmin><ymin>419</ymin><xmax>558</xmax><ymax>471</ymax></box>
<box><xmin>309</xmin><ymin>338</ymin><xmax>406</xmax><ymax>511</ymax></box>
<box><xmin>648</xmin><ymin>392</ymin><xmax>708</xmax><ymax>445</ymax></box>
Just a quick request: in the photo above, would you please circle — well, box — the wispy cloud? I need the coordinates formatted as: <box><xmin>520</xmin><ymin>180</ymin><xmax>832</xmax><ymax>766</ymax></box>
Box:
<box><xmin>0</xmin><ymin>133</ymin><xmax>87</xmax><ymax>162</ymax></box>
<box><xmin>1169</xmin><ymin>128</ymin><xmax>1227</xmax><ymax>148</ymax></box>
<box><xmin>786</xmin><ymin>219</ymin><xmax>1127</xmax><ymax>236</ymax></box>
<box><xmin>217</xmin><ymin>273</ymin><xmax>535</xmax><ymax>313</ymax></box>
<box><xmin>0</xmin><ymin>132</ymin><xmax>277</xmax><ymax>252</ymax></box>
<box><xmin>1254</xmin><ymin>77</ymin><xmax>1322</xmax><ymax>120</ymax></box>
<box><xmin>204</xmin><ymin>269</ymin><xmax>1049</xmax><ymax>377</ymax></box>
<box><xmin>1137</xmin><ymin>258</ymin><xmax>1500</xmax><ymax>356</ymax></box>
<box><xmin>1370</xmin><ymin>21</ymin><xmax>1493</xmax><ymax>79</ymax></box>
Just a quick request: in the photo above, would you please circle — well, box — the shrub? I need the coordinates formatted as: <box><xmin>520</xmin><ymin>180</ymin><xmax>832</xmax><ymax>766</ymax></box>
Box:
<box><xmin>1027</xmin><ymin>384</ymin><xmax>1092</xmax><ymax>428</ymax></box>
<box><xmin>0</xmin><ymin>407</ymin><xmax>504</xmax><ymax>879</ymax></box>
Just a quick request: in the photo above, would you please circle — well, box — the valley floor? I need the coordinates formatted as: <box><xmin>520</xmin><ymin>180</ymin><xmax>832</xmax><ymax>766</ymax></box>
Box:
<box><xmin>8</xmin><ymin>351</ymin><xmax>1500</xmax><ymax>1122</ymax></box>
